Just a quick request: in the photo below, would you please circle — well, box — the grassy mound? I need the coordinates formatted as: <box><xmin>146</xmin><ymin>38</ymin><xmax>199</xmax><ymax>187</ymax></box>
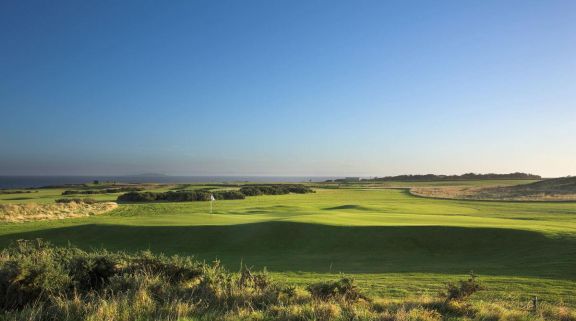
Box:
<box><xmin>0</xmin><ymin>201</ymin><xmax>117</xmax><ymax>223</ymax></box>
<box><xmin>494</xmin><ymin>176</ymin><xmax>576</xmax><ymax>195</ymax></box>
<box><xmin>1</xmin><ymin>240</ymin><xmax>573</xmax><ymax>321</ymax></box>
<box><xmin>412</xmin><ymin>176</ymin><xmax>576</xmax><ymax>201</ymax></box>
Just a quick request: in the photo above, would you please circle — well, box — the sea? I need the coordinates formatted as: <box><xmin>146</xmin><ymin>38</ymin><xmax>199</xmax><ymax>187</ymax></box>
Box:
<box><xmin>0</xmin><ymin>176</ymin><xmax>338</xmax><ymax>189</ymax></box>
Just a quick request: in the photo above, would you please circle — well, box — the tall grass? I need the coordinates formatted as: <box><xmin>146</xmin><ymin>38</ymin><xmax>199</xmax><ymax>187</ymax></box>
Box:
<box><xmin>0</xmin><ymin>202</ymin><xmax>117</xmax><ymax>223</ymax></box>
<box><xmin>0</xmin><ymin>240</ymin><xmax>574</xmax><ymax>321</ymax></box>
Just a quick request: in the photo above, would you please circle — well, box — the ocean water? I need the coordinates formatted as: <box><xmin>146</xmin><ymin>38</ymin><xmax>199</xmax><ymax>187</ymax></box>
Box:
<box><xmin>0</xmin><ymin>176</ymin><xmax>336</xmax><ymax>189</ymax></box>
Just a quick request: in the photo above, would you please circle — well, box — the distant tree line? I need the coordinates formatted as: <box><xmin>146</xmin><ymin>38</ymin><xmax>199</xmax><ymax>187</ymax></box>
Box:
<box><xmin>117</xmin><ymin>184</ymin><xmax>314</xmax><ymax>203</ymax></box>
<box><xmin>0</xmin><ymin>190</ymin><xmax>37</xmax><ymax>195</ymax></box>
<box><xmin>328</xmin><ymin>172</ymin><xmax>541</xmax><ymax>183</ymax></box>
<box><xmin>62</xmin><ymin>187</ymin><xmax>145</xmax><ymax>195</ymax></box>
<box><xmin>239</xmin><ymin>184</ymin><xmax>313</xmax><ymax>196</ymax></box>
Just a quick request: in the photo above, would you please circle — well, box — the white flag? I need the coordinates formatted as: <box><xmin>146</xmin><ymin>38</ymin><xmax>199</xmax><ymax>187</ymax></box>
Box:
<box><xmin>210</xmin><ymin>194</ymin><xmax>215</xmax><ymax>201</ymax></box>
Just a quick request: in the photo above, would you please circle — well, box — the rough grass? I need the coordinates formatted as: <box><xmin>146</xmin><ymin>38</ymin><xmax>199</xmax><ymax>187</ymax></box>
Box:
<box><xmin>1</xmin><ymin>241</ymin><xmax>574</xmax><ymax>321</ymax></box>
<box><xmin>0</xmin><ymin>201</ymin><xmax>117</xmax><ymax>223</ymax></box>
<box><xmin>411</xmin><ymin>177</ymin><xmax>576</xmax><ymax>201</ymax></box>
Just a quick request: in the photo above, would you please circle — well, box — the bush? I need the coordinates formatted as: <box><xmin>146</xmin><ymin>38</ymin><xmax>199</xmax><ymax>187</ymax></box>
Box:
<box><xmin>117</xmin><ymin>192</ymin><xmax>159</xmax><ymax>202</ymax></box>
<box><xmin>0</xmin><ymin>190</ymin><xmax>36</xmax><ymax>195</ymax></box>
<box><xmin>0</xmin><ymin>240</ymin><xmax>71</xmax><ymax>309</ymax></box>
<box><xmin>237</xmin><ymin>186</ymin><xmax>263</xmax><ymax>196</ymax></box>
<box><xmin>0</xmin><ymin>240</ymin><xmax>207</xmax><ymax>311</ymax></box>
<box><xmin>126</xmin><ymin>251</ymin><xmax>203</xmax><ymax>283</ymax></box>
<box><xmin>444</xmin><ymin>272</ymin><xmax>483</xmax><ymax>302</ymax></box>
<box><xmin>67</xmin><ymin>254</ymin><xmax>120</xmax><ymax>291</ymax></box>
<box><xmin>55</xmin><ymin>198</ymin><xmax>98</xmax><ymax>204</ymax></box>
<box><xmin>117</xmin><ymin>185</ymin><xmax>312</xmax><ymax>203</ymax></box>
<box><xmin>213</xmin><ymin>190</ymin><xmax>246</xmax><ymax>200</ymax></box>
<box><xmin>62</xmin><ymin>187</ymin><xmax>145</xmax><ymax>195</ymax></box>
<box><xmin>239</xmin><ymin>184</ymin><xmax>313</xmax><ymax>196</ymax></box>
<box><xmin>307</xmin><ymin>277</ymin><xmax>369</xmax><ymax>302</ymax></box>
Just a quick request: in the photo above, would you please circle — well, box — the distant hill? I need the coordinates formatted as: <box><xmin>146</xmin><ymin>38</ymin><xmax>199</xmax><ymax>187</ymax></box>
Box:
<box><xmin>495</xmin><ymin>176</ymin><xmax>576</xmax><ymax>195</ymax></box>
<box><xmin>124</xmin><ymin>173</ymin><xmax>168</xmax><ymax>177</ymax></box>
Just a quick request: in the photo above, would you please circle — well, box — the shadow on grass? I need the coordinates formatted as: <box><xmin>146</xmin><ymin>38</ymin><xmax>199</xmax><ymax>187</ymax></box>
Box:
<box><xmin>0</xmin><ymin>222</ymin><xmax>574</xmax><ymax>279</ymax></box>
<box><xmin>323</xmin><ymin>204</ymin><xmax>372</xmax><ymax>211</ymax></box>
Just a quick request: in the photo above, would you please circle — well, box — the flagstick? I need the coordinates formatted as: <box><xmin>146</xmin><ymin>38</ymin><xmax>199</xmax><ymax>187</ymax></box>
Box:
<box><xmin>210</xmin><ymin>193</ymin><xmax>214</xmax><ymax>215</ymax></box>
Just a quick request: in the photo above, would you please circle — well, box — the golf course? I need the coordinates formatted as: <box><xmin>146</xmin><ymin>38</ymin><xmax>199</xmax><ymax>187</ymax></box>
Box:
<box><xmin>1</xmin><ymin>179</ymin><xmax>575</xmax><ymax>313</ymax></box>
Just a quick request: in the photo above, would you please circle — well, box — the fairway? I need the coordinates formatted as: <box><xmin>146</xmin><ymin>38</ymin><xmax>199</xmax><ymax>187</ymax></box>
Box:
<box><xmin>1</xmin><ymin>186</ymin><xmax>575</xmax><ymax>306</ymax></box>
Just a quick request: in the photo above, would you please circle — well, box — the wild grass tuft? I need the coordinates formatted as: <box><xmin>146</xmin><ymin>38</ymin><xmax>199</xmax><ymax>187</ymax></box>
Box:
<box><xmin>0</xmin><ymin>240</ymin><xmax>573</xmax><ymax>321</ymax></box>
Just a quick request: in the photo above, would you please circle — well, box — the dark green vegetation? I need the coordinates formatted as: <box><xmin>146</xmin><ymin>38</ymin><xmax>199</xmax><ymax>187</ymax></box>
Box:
<box><xmin>62</xmin><ymin>187</ymin><xmax>145</xmax><ymax>195</ymax></box>
<box><xmin>1</xmin><ymin>241</ymin><xmax>573</xmax><ymax>321</ymax></box>
<box><xmin>117</xmin><ymin>184</ymin><xmax>313</xmax><ymax>203</ymax></box>
<box><xmin>239</xmin><ymin>184</ymin><xmax>314</xmax><ymax>196</ymax></box>
<box><xmin>0</xmin><ymin>190</ymin><xmax>37</xmax><ymax>195</ymax></box>
<box><xmin>55</xmin><ymin>198</ymin><xmax>98</xmax><ymax>204</ymax></box>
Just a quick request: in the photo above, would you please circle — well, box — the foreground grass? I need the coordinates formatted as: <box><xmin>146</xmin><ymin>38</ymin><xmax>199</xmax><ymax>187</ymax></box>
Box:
<box><xmin>0</xmin><ymin>186</ymin><xmax>575</xmax><ymax>309</ymax></box>
<box><xmin>1</xmin><ymin>241</ymin><xmax>574</xmax><ymax>321</ymax></box>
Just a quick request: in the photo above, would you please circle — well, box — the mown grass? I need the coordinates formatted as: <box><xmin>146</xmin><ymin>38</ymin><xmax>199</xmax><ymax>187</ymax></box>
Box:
<box><xmin>0</xmin><ymin>184</ymin><xmax>575</xmax><ymax>310</ymax></box>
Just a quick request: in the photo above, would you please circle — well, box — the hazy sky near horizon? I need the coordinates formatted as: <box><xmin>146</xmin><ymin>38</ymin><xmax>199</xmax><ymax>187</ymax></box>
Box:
<box><xmin>1</xmin><ymin>0</ymin><xmax>575</xmax><ymax>177</ymax></box>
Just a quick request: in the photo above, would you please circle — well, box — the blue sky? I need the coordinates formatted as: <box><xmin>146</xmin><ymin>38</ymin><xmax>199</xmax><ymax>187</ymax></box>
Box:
<box><xmin>1</xmin><ymin>0</ymin><xmax>575</xmax><ymax>176</ymax></box>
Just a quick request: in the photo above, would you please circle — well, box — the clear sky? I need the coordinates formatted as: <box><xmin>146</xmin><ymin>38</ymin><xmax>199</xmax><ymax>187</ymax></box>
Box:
<box><xmin>1</xmin><ymin>0</ymin><xmax>575</xmax><ymax>177</ymax></box>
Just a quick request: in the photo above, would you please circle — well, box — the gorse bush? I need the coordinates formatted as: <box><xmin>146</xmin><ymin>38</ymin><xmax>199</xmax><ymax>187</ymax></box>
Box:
<box><xmin>0</xmin><ymin>240</ymin><xmax>88</xmax><ymax>309</ymax></box>
<box><xmin>55</xmin><ymin>198</ymin><xmax>98</xmax><ymax>204</ymax></box>
<box><xmin>444</xmin><ymin>272</ymin><xmax>483</xmax><ymax>302</ymax></box>
<box><xmin>0</xmin><ymin>190</ymin><xmax>37</xmax><ymax>195</ymax></box>
<box><xmin>239</xmin><ymin>184</ymin><xmax>314</xmax><ymax>196</ymax></box>
<box><xmin>307</xmin><ymin>277</ymin><xmax>370</xmax><ymax>302</ymax></box>
<box><xmin>118</xmin><ymin>184</ymin><xmax>312</xmax><ymax>203</ymax></box>
<box><xmin>213</xmin><ymin>190</ymin><xmax>246</xmax><ymax>200</ymax></box>
<box><xmin>0</xmin><ymin>241</ymin><xmax>572</xmax><ymax>321</ymax></box>
<box><xmin>117</xmin><ymin>191</ymin><xmax>160</xmax><ymax>202</ymax></box>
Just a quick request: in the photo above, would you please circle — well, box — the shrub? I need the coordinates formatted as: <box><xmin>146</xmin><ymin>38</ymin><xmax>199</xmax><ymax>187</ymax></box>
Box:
<box><xmin>55</xmin><ymin>198</ymin><xmax>98</xmax><ymax>204</ymax></box>
<box><xmin>117</xmin><ymin>192</ymin><xmax>159</xmax><ymax>202</ymax></box>
<box><xmin>118</xmin><ymin>191</ymin><xmax>213</xmax><ymax>203</ymax></box>
<box><xmin>67</xmin><ymin>254</ymin><xmax>120</xmax><ymax>291</ymax></box>
<box><xmin>0</xmin><ymin>240</ymin><xmax>71</xmax><ymax>309</ymax></box>
<box><xmin>127</xmin><ymin>251</ymin><xmax>203</xmax><ymax>283</ymax></box>
<box><xmin>0</xmin><ymin>190</ymin><xmax>37</xmax><ymax>195</ymax></box>
<box><xmin>444</xmin><ymin>272</ymin><xmax>483</xmax><ymax>302</ymax></box>
<box><xmin>239</xmin><ymin>184</ymin><xmax>313</xmax><ymax>196</ymax></box>
<box><xmin>62</xmin><ymin>187</ymin><xmax>145</xmax><ymax>195</ymax></box>
<box><xmin>238</xmin><ymin>186</ymin><xmax>263</xmax><ymax>196</ymax></box>
<box><xmin>213</xmin><ymin>190</ymin><xmax>246</xmax><ymax>200</ymax></box>
<box><xmin>117</xmin><ymin>184</ymin><xmax>313</xmax><ymax>203</ymax></box>
<box><xmin>307</xmin><ymin>277</ymin><xmax>369</xmax><ymax>302</ymax></box>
